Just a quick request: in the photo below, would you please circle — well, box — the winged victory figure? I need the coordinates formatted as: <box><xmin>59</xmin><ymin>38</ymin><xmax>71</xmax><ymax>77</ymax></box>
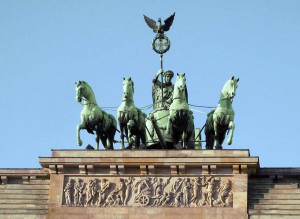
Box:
<box><xmin>143</xmin><ymin>12</ymin><xmax>176</xmax><ymax>35</ymax></box>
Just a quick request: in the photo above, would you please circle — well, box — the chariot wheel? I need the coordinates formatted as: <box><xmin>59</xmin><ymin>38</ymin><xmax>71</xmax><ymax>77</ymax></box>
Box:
<box><xmin>139</xmin><ymin>195</ymin><xmax>150</xmax><ymax>206</ymax></box>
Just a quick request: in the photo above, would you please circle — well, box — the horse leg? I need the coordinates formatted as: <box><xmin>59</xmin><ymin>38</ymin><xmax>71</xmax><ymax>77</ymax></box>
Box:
<box><xmin>213</xmin><ymin>121</ymin><xmax>221</xmax><ymax>149</ymax></box>
<box><xmin>182</xmin><ymin>130</ymin><xmax>187</xmax><ymax>149</ymax></box>
<box><xmin>124</xmin><ymin>126</ymin><xmax>129</xmax><ymax>145</ymax></box>
<box><xmin>127</xmin><ymin>123</ymin><xmax>133</xmax><ymax>148</ymax></box>
<box><xmin>95</xmin><ymin>134</ymin><xmax>100</xmax><ymax>150</ymax></box>
<box><xmin>120</xmin><ymin>124</ymin><xmax>125</xmax><ymax>149</ymax></box>
<box><xmin>76</xmin><ymin>122</ymin><xmax>86</xmax><ymax>146</ymax></box>
<box><xmin>100</xmin><ymin>135</ymin><xmax>107</xmax><ymax>150</ymax></box>
<box><xmin>134</xmin><ymin>134</ymin><xmax>140</xmax><ymax>150</ymax></box>
<box><xmin>140</xmin><ymin>128</ymin><xmax>146</xmax><ymax>147</ymax></box>
<box><xmin>182</xmin><ymin>112</ymin><xmax>189</xmax><ymax>149</ymax></box>
<box><xmin>218</xmin><ymin>131</ymin><xmax>226</xmax><ymax>149</ymax></box>
<box><xmin>227</xmin><ymin>121</ymin><xmax>235</xmax><ymax>145</ymax></box>
<box><xmin>205</xmin><ymin>127</ymin><xmax>214</xmax><ymax>150</ymax></box>
<box><xmin>107</xmin><ymin>127</ymin><xmax>116</xmax><ymax>150</ymax></box>
<box><xmin>166</xmin><ymin>113</ymin><xmax>174</xmax><ymax>136</ymax></box>
<box><xmin>187</xmin><ymin>122</ymin><xmax>195</xmax><ymax>149</ymax></box>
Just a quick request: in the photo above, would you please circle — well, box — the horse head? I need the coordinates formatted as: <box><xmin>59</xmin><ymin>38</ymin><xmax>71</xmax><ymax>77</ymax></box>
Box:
<box><xmin>122</xmin><ymin>77</ymin><xmax>134</xmax><ymax>101</ymax></box>
<box><xmin>222</xmin><ymin>76</ymin><xmax>239</xmax><ymax>101</ymax></box>
<box><xmin>75</xmin><ymin>81</ymin><xmax>95</xmax><ymax>104</ymax></box>
<box><xmin>175</xmin><ymin>73</ymin><xmax>186</xmax><ymax>93</ymax></box>
<box><xmin>75</xmin><ymin>81</ymin><xmax>85</xmax><ymax>102</ymax></box>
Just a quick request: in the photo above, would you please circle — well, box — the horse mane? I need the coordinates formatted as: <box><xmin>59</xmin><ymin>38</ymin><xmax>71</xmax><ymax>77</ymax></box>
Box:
<box><xmin>81</xmin><ymin>81</ymin><xmax>93</xmax><ymax>92</ymax></box>
<box><xmin>222</xmin><ymin>79</ymin><xmax>231</xmax><ymax>93</ymax></box>
<box><xmin>79</xmin><ymin>81</ymin><xmax>97</xmax><ymax>104</ymax></box>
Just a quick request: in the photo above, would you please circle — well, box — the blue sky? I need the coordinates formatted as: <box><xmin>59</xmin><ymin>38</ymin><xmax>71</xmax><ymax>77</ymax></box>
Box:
<box><xmin>0</xmin><ymin>1</ymin><xmax>299</xmax><ymax>168</ymax></box>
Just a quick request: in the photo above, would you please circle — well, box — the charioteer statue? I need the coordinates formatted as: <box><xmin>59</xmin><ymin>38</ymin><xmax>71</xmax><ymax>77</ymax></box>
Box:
<box><xmin>152</xmin><ymin>69</ymin><xmax>174</xmax><ymax>109</ymax></box>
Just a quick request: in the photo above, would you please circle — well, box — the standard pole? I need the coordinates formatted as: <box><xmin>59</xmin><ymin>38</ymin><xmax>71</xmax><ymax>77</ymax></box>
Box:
<box><xmin>160</xmin><ymin>54</ymin><xmax>164</xmax><ymax>108</ymax></box>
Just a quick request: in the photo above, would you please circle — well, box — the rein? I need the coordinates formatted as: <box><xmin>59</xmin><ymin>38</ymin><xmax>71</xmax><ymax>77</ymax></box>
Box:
<box><xmin>172</xmin><ymin>85</ymin><xmax>186</xmax><ymax>101</ymax></box>
<box><xmin>122</xmin><ymin>97</ymin><xmax>134</xmax><ymax>103</ymax></box>
<box><xmin>218</xmin><ymin>94</ymin><xmax>234</xmax><ymax>104</ymax></box>
<box><xmin>78</xmin><ymin>97</ymin><xmax>97</xmax><ymax>107</ymax></box>
<box><xmin>172</xmin><ymin>96</ymin><xmax>186</xmax><ymax>101</ymax></box>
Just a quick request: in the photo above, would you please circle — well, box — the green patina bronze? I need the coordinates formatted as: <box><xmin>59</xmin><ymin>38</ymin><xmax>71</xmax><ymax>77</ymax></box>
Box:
<box><xmin>144</xmin><ymin>13</ymin><xmax>175</xmax><ymax>109</ymax></box>
<box><xmin>73</xmin><ymin>14</ymin><xmax>240</xmax><ymax>151</ymax></box>
<box><xmin>75</xmin><ymin>81</ymin><xmax>117</xmax><ymax>150</ymax></box>
<box><xmin>152</xmin><ymin>68</ymin><xmax>174</xmax><ymax>109</ymax></box>
<box><xmin>117</xmin><ymin>77</ymin><xmax>146</xmax><ymax>149</ymax></box>
<box><xmin>145</xmin><ymin>68</ymin><xmax>174</xmax><ymax>149</ymax></box>
<box><xmin>205</xmin><ymin>77</ymin><xmax>239</xmax><ymax>149</ymax></box>
<box><xmin>143</xmin><ymin>13</ymin><xmax>175</xmax><ymax>36</ymax></box>
<box><xmin>167</xmin><ymin>73</ymin><xmax>195</xmax><ymax>149</ymax></box>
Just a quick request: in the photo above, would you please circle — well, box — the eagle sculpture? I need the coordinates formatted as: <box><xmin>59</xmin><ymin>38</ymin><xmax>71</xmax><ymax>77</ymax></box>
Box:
<box><xmin>143</xmin><ymin>12</ymin><xmax>175</xmax><ymax>35</ymax></box>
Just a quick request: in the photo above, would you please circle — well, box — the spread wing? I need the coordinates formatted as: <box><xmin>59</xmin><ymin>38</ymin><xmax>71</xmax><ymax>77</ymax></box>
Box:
<box><xmin>144</xmin><ymin>15</ymin><xmax>158</xmax><ymax>33</ymax></box>
<box><xmin>163</xmin><ymin>12</ymin><xmax>175</xmax><ymax>32</ymax></box>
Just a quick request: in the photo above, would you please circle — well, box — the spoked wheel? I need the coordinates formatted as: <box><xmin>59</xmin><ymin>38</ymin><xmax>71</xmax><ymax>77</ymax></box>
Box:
<box><xmin>139</xmin><ymin>195</ymin><xmax>150</xmax><ymax>206</ymax></box>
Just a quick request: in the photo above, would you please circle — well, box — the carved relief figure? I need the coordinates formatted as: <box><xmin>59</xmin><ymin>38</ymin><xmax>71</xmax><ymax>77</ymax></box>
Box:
<box><xmin>157</xmin><ymin>192</ymin><xmax>168</xmax><ymax>206</ymax></box>
<box><xmin>134</xmin><ymin>178</ymin><xmax>152</xmax><ymax>206</ymax></box>
<box><xmin>171</xmin><ymin>192</ymin><xmax>182</xmax><ymax>207</ymax></box>
<box><xmin>181</xmin><ymin>178</ymin><xmax>191</xmax><ymax>207</ymax></box>
<box><xmin>74</xmin><ymin>178</ymin><xmax>85</xmax><ymax>206</ymax></box>
<box><xmin>202</xmin><ymin>176</ymin><xmax>216</xmax><ymax>207</ymax></box>
<box><xmin>124</xmin><ymin>177</ymin><xmax>134</xmax><ymax>205</ymax></box>
<box><xmin>162</xmin><ymin>192</ymin><xmax>172</xmax><ymax>206</ymax></box>
<box><xmin>97</xmin><ymin>179</ymin><xmax>110</xmax><ymax>207</ymax></box>
<box><xmin>190</xmin><ymin>177</ymin><xmax>201</xmax><ymax>205</ymax></box>
<box><xmin>134</xmin><ymin>178</ymin><xmax>151</xmax><ymax>196</ymax></box>
<box><xmin>226</xmin><ymin>192</ymin><xmax>233</xmax><ymax>206</ymax></box>
<box><xmin>114</xmin><ymin>178</ymin><xmax>126</xmax><ymax>205</ymax></box>
<box><xmin>62</xmin><ymin>176</ymin><xmax>233</xmax><ymax>208</ymax></box>
<box><xmin>64</xmin><ymin>179</ymin><xmax>73</xmax><ymax>206</ymax></box>
<box><xmin>152</xmin><ymin>177</ymin><xmax>170</xmax><ymax>206</ymax></box>
<box><xmin>152</xmin><ymin>195</ymin><xmax>161</xmax><ymax>207</ymax></box>
<box><xmin>153</xmin><ymin>177</ymin><xmax>170</xmax><ymax>197</ymax></box>
<box><xmin>113</xmin><ymin>194</ymin><xmax>122</xmax><ymax>206</ymax></box>
<box><xmin>85</xmin><ymin>179</ymin><xmax>97</xmax><ymax>207</ymax></box>
<box><xmin>171</xmin><ymin>178</ymin><xmax>183</xmax><ymax>193</ymax></box>
<box><xmin>217</xmin><ymin>179</ymin><xmax>232</xmax><ymax>206</ymax></box>
<box><xmin>104</xmin><ymin>191</ymin><xmax>116</xmax><ymax>207</ymax></box>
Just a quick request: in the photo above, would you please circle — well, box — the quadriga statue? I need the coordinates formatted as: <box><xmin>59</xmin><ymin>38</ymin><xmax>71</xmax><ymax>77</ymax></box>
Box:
<box><xmin>117</xmin><ymin>77</ymin><xmax>146</xmax><ymax>149</ymax></box>
<box><xmin>205</xmin><ymin>77</ymin><xmax>239</xmax><ymax>149</ymax></box>
<box><xmin>75</xmin><ymin>81</ymin><xmax>117</xmax><ymax>150</ymax></box>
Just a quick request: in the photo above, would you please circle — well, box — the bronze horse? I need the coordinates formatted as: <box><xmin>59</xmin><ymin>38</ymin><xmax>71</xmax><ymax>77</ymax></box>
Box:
<box><xmin>168</xmin><ymin>73</ymin><xmax>195</xmax><ymax>149</ymax></box>
<box><xmin>76</xmin><ymin>81</ymin><xmax>116</xmax><ymax>150</ymax></box>
<box><xmin>205</xmin><ymin>76</ymin><xmax>239</xmax><ymax>149</ymax></box>
<box><xmin>117</xmin><ymin>77</ymin><xmax>146</xmax><ymax>149</ymax></box>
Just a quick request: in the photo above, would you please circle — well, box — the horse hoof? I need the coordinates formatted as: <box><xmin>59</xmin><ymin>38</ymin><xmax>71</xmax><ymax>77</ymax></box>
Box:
<box><xmin>106</xmin><ymin>147</ymin><xmax>114</xmax><ymax>150</ymax></box>
<box><xmin>214</xmin><ymin>146</ymin><xmax>223</xmax><ymax>150</ymax></box>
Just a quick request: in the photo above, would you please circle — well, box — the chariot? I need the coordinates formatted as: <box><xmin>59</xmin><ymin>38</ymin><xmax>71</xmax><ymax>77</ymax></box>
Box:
<box><xmin>134</xmin><ymin>187</ymin><xmax>152</xmax><ymax>206</ymax></box>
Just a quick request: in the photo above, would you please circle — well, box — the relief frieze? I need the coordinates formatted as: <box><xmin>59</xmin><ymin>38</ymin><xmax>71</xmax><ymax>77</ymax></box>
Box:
<box><xmin>62</xmin><ymin>176</ymin><xmax>233</xmax><ymax>208</ymax></box>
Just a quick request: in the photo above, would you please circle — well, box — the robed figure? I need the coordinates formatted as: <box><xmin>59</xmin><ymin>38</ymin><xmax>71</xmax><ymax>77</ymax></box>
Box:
<box><xmin>152</xmin><ymin>68</ymin><xmax>189</xmax><ymax>110</ymax></box>
<box><xmin>152</xmin><ymin>69</ymin><xmax>175</xmax><ymax>109</ymax></box>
